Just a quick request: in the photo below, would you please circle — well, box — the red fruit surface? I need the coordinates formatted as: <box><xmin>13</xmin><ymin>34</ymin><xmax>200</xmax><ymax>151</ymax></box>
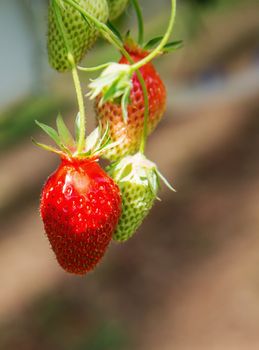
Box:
<box><xmin>40</xmin><ymin>157</ymin><xmax>121</xmax><ymax>275</ymax></box>
<box><xmin>95</xmin><ymin>45</ymin><xmax>167</xmax><ymax>161</ymax></box>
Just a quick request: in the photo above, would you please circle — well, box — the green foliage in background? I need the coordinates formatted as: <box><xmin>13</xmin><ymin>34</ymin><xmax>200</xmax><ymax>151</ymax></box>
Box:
<box><xmin>0</xmin><ymin>96</ymin><xmax>72</xmax><ymax>151</ymax></box>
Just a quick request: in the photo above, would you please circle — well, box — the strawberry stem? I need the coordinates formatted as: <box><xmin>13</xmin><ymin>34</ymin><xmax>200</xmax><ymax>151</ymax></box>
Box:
<box><xmin>52</xmin><ymin>0</ymin><xmax>86</xmax><ymax>154</ymax></box>
<box><xmin>62</xmin><ymin>0</ymin><xmax>175</xmax><ymax>155</ymax></box>
<box><xmin>78</xmin><ymin>62</ymin><xmax>114</xmax><ymax>72</ymax></box>
<box><xmin>131</xmin><ymin>0</ymin><xmax>177</xmax><ymax>71</ymax></box>
<box><xmin>131</xmin><ymin>0</ymin><xmax>144</xmax><ymax>46</ymax></box>
<box><xmin>138</xmin><ymin>73</ymin><xmax>149</xmax><ymax>154</ymax></box>
<box><xmin>71</xmin><ymin>64</ymin><xmax>86</xmax><ymax>153</ymax></box>
<box><xmin>62</xmin><ymin>0</ymin><xmax>126</xmax><ymax>55</ymax></box>
<box><xmin>61</xmin><ymin>0</ymin><xmax>150</xmax><ymax>153</ymax></box>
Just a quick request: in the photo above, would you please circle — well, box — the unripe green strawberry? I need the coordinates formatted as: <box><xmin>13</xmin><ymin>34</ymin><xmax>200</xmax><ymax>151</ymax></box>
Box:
<box><xmin>48</xmin><ymin>0</ymin><xmax>109</xmax><ymax>72</ymax></box>
<box><xmin>107</xmin><ymin>0</ymin><xmax>129</xmax><ymax>20</ymax></box>
<box><xmin>109</xmin><ymin>153</ymin><xmax>159</xmax><ymax>242</ymax></box>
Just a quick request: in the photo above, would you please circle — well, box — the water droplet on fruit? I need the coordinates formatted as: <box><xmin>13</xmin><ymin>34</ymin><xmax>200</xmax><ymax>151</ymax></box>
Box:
<box><xmin>63</xmin><ymin>185</ymin><xmax>73</xmax><ymax>198</ymax></box>
<box><xmin>63</xmin><ymin>206</ymin><xmax>68</xmax><ymax>213</ymax></box>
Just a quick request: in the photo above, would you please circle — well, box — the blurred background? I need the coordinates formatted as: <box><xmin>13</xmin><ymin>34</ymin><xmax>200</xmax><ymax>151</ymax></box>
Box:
<box><xmin>1</xmin><ymin>0</ymin><xmax>259</xmax><ymax>349</ymax></box>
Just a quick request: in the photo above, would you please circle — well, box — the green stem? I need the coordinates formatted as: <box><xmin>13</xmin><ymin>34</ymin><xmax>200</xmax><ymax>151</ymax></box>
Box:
<box><xmin>61</xmin><ymin>0</ymin><xmax>150</xmax><ymax>153</ymax></box>
<box><xmin>62</xmin><ymin>0</ymin><xmax>176</xmax><ymax>154</ymax></box>
<box><xmin>62</xmin><ymin>0</ymin><xmax>125</xmax><ymax>54</ymax></box>
<box><xmin>70</xmin><ymin>61</ymin><xmax>86</xmax><ymax>153</ymax></box>
<box><xmin>131</xmin><ymin>0</ymin><xmax>177</xmax><ymax>71</ymax></box>
<box><xmin>52</xmin><ymin>0</ymin><xmax>86</xmax><ymax>153</ymax></box>
<box><xmin>63</xmin><ymin>0</ymin><xmax>176</xmax><ymax>74</ymax></box>
<box><xmin>131</xmin><ymin>0</ymin><xmax>144</xmax><ymax>45</ymax></box>
<box><xmin>78</xmin><ymin>62</ymin><xmax>113</xmax><ymax>72</ymax></box>
<box><xmin>138</xmin><ymin>73</ymin><xmax>149</xmax><ymax>154</ymax></box>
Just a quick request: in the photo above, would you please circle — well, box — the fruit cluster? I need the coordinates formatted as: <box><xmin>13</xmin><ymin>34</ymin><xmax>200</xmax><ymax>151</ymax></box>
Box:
<box><xmin>35</xmin><ymin>0</ymin><xmax>179</xmax><ymax>275</ymax></box>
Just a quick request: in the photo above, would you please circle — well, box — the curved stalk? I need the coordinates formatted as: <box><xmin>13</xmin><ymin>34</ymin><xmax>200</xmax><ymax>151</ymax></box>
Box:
<box><xmin>62</xmin><ymin>0</ymin><xmax>176</xmax><ymax>154</ymax></box>
<box><xmin>52</xmin><ymin>0</ymin><xmax>86</xmax><ymax>153</ymax></box>
<box><xmin>63</xmin><ymin>0</ymin><xmax>177</xmax><ymax>73</ymax></box>
<box><xmin>78</xmin><ymin>62</ymin><xmax>114</xmax><ymax>72</ymax></box>
<box><xmin>62</xmin><ymin>0</ymin><xmax>126</xmax><ymax>55</ymax></box>
<box><xmin>131</xmin><ymin>0</ymin><xmax>177</xmax><ymax>71</ymax></box>
<box><xmin>138</xmin><ymin>73</ymin><xmax>149</xmax><ymax>154</ymax></box>
<box><xmin>131</xmin><ymin>0</ymin><xmax>144</xmax><ymax>45</ymax></box>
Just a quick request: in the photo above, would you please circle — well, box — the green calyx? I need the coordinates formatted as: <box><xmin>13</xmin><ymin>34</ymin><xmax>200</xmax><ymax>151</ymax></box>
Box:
<box><xmin>108</xmin><ymin>152</ymin><xmax>175</xmax><ymax>242</ymax></box>
<box><xmin>109</xmin><ymin>152</ymin><xmax>175</xmax><ymax>196</ymax></box>
<box><xmin>109</xmin><ymin>153</ymin><xmax>159</xmax><ymax>195</ymax></box>
<box><xmin>88</xmin><ymin>63</ymin><xmax>133</xmax><ymax>121</ymax></box>
<box><xmin>33</xmin><ymin>114</ymin><xmax>118</xmax><ymax>159</ymax></box>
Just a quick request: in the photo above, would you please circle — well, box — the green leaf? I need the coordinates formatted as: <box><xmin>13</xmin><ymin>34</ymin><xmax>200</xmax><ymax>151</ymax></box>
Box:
<box><xmin>144</xmin><ymin>38</ymin><xmax>183</xmax><ymax>53</ymax></box>
<box><xmin>35</xmin><ymin>120</ymin><xmax>61</xmax><ymax>147</ymax></box>
<box><xmin>162</xmin><ymin>40</ymin><xmax>183</xmax><ymax>53</ymax></box>
<box><xmin>146</xmin><ymin>170</ymin><xmax>159</xmax><ymax>196</ymax></box>
<box><xmin>31</xmin><ymin>138</ymin><xmax>62</xmax><ymax>155</ymax></box>
<box><xmin>85</xmin><ymin>126</ymin><xmax>100</xmax><ymax>153</ymax></box>
<box><xmin>102</xmin><ymin>80</ymin><xmax>120</xmax><ymax>104</ymax></box>
<box><xmin>144</xmin><ymin>36</ymin><xmax>163</xmax><ymax>50</ymax></box>
<box><xmin>120</xmin><ymin>163</ymin><xmax>133</xmax><ymax>180</ymax></box>
<box><xmin>95</xmin><ymin>123</ymin><xmax>110</xmax><ymax>150</ymax></box>
<box><xmin>60</xmin><ymin>143</ymin><xmax>73</xmax><ymax>156</ymax></box>
<box><xmin>107</xmin><ymin>21</ymin><xmax>123</xmax><ymax>42</ymax></box>
<box><xmin>56</xmin><ymin>113</ymin><xmax>75</xmax><ymax>148</ymax></box>
<box><xmin>97</xmin><ymin>138</ymin><xmax>121</xmax><ymax>156</ymax></box>
<box><xmin>156</xmin><ymin>169</ymin><xmax>176</xmax><ymax>192</ymax></box>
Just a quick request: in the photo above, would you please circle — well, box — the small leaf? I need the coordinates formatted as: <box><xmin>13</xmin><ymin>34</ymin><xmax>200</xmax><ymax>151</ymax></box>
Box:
<box><xmin>162</xmin><ymin>40</ymin><xmax>183</xmax><ymax>53</ymax></box>
<box><xmin>156</xmin><ymin>169</ymin><xmax>176</xmax><ymax>192</ymax></box>
<box><xmin>120</xmin><ymin>163</ymin><xmax>133</xmax><ymax>180</ymax></box>
<box><xmin>31</xmin><ymin>138</ymin><xmax>62</xmax><ymax>155</ymax></box>
<box><xmin>56</xmin><ymin>113</ymin><xmax>75</xmax><ymax>148</ymax></box>
<box><xmin>97</xmin><ymin>138</ymin><xmax>121</xmax><ymax>156</ymax></box>
<box><xmin>35</xmin><ymin>120</ymin><xmax>61</xmax><ymax>147</ymax></box>
<box><xmin>107</xmin><ymin>21</ymin><xmax>123</xmax><ymax>42</ymax></box>
<box><xmin>88</xmin><ymin>63</ymin><xmax>132</xmax><ymax>103</ymax></box>
<box><xmin>147</xmin><ymin>170</ymin><xmax>159</xmax><ymax>196</ymax></box>
<box><xmin>102</xmin><ymin>80</ymin><xmax>120</xmax><ymax>103</ymax></box>
<box><xmin>60</xmin><ymin>143</ymin><xmax>73</xmax><ymax>156</ymax></box>
<box><xmin>95</xmin><ymin>123</ymin><xmax>110</xmax><ymax>150</ymax></box>
<box><xmin>144</xmin><ymin>36</ymin><xmax>163</xmax><ymax>50</ymax></box>
<box><xmin>125</xmin><ymin>30</ymin><xmax>131</xmax><ymax>41</ymax></box>
<box><xmin>85</xmin><ymin>127</ymin><xmax>100</xmax><ymax>153</ymax></box>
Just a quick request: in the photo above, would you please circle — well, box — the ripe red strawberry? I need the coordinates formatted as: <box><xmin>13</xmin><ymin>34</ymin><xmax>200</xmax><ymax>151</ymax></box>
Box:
<box><xmin>94</xmin><ymin>44</ymin><xmax>167</xmax><ymax>161</ymax></box>
<box><xmin>35</xmin><ymin>115</ymin><xmax>122</xmax><ymax>275</ymax></box>
<box><xmin>40</xmin><ymin>156</ymin><xmax>121</xmax><ymax>275</ymax></box>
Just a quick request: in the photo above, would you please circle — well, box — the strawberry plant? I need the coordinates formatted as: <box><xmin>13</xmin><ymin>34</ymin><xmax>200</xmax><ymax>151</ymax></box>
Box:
<box><xmin>35</xmin><ymin>0</ymin><xmax>180</xmax><ymax>274</ymax></box>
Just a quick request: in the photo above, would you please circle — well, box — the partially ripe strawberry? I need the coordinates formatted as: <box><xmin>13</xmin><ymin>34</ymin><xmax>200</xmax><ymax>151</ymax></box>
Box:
<box><xmin>41</xmin><ymin>157</ymin><xmax>121</xmax><ymax>274</ymax></box>
<box><xmin>48</xmin><ymin>0</ymin><xmax>109</xmax><ymax>72</ymax></box>
<box><xmin>107</xmin><ymin>0</ymin><xmax>129</xmax><ymax>20</ymax></box>
<box><xmin>108</xmin><ymin>153</ymin><xmax>173</xmax><ymax>242</ymax></box>
<box><xmin>95</xmin><ymin>44</ymin><xmax>167</xmax><ymax>161</ymax></box>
